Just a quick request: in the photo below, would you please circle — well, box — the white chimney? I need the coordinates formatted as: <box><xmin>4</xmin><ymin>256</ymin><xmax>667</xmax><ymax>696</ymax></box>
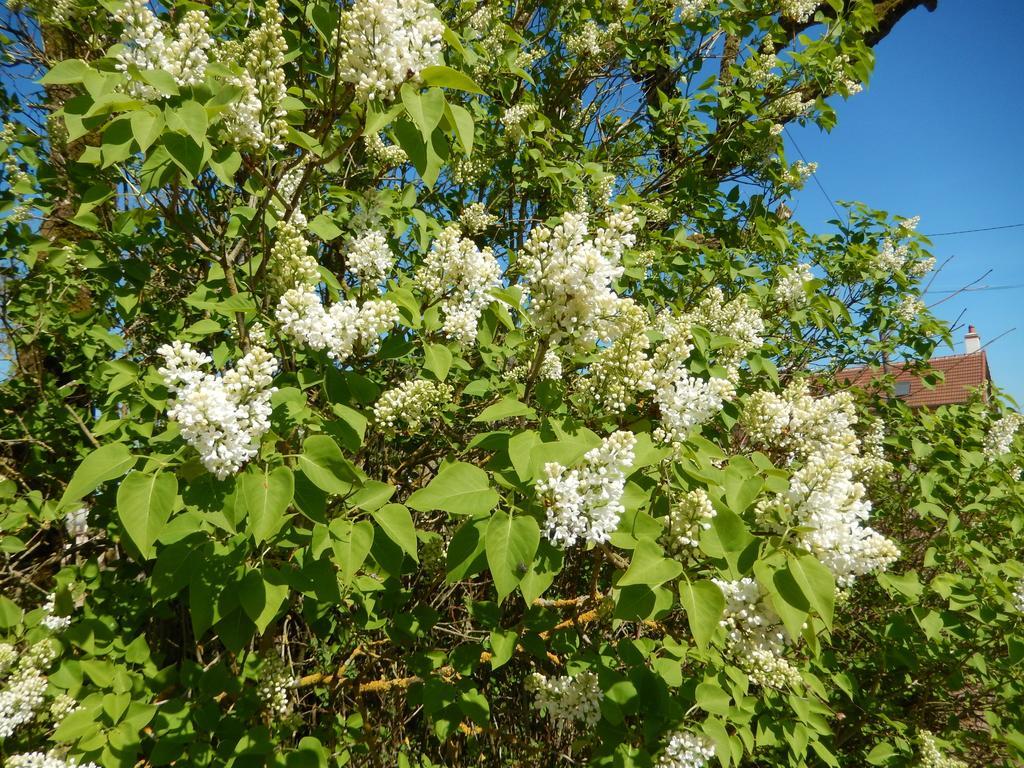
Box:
<box><xmin>964</xmin><ymin>325</ymin><xmax>981</xmax><ymax>354</ymax></box>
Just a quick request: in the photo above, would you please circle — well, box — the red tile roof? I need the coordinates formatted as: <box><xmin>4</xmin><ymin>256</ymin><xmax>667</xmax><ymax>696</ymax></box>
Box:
<box><xmin>838</xmin><ymin>352</ymin><xmax>991</xmax><ymax>408</ymax></box>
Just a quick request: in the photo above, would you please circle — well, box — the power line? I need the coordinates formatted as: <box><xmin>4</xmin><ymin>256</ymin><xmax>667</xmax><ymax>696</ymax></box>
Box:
<box><xmin>926</xmin><ymin>283</ymin><xmax>1024</xmax><ymax>295</ymax></box>
<box><xmin>783</xmin><ymin>128</ymin><xmax>843</xmax><ymax>222</ymax></box>
<box><xmin>923</xmin><ymin>223</ymin><xmax>1024</xmax><ymax>237</ymax></box>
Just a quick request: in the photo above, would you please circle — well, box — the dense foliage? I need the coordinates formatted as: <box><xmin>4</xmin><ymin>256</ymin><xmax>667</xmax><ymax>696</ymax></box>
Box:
<box><xmin>1</xmin><ymin>0</ymin><xmax>1023</xmax><ymax>766</ymax></box>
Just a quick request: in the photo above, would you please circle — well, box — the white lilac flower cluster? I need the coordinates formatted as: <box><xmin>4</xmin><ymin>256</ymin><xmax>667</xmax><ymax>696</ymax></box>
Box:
<box><xmin>536</xmin><ymin>431</ymin><xmax>636</xmax><ymax>548</ymax></box>
<box><xmin>918</xmin><ymin>731</ymin><xmax>967</xmax><ymax>768</ymax></box>
<box><xmin>579</xmin><ymin>301</ymin><xmax>656</xmax><ymax>412</ymax></box>
<box><xmin>874</xmin><ymin>238</ymin><xmax>909</xmax><ymax>272</ymax></box>
<box><xmin>113</xmin><ymin>0</ymin><xmax>213</xmax><ymax>100</ymax></box>
<box><xmin>347</xmin><ymin>229</ymin><xmax>395</xmax><ymax>285</ymax></box>
<box><xmin>677</xmin><ymin>0</ymin><xmax>716</xmax><ymax>21</ymax></box>
<box><xmin>525</xmin><ymin>671</ymin><xmax>602</xmax><ymax>728</ymax></box>
<box><xmin>64</xmin><ymin>506</ymin><xmax>89</xmax><ymax>538</ymax></box>
<box><xmin>48</xmin><ymin>693</ymin><xmax>79</xmax><ymax>723</ymax></box>
<box><xmin>894</xmin><ymin>295</ymin><xmax>925</xmax><ymax>325</ymax></box>
<box><xmin>1012</xmin><ymin>579</ymin><xmax>1024</xmax><ymax>613</ymax></box>
<box><xmin>270</xmin><ymin>221</ymin><xmax>320</xmax><ymax>293</ymax></box>
<box><xmin>0</xmin><ymin>638</ymin><xmax>58</xmax><ymax>739</ymax></box>
<box><xmin>900</xmin><ymin>215</ymin><xmax>921</xmax><ymax>231</ymax></box>
<box><xmin>418</xmin><ymin>225</ymin><xmax>501</xmax><ymax>344</ymax></box>
<box><xmin>277</xmin><ymin>288</ymin><xmax>399</xmax><ymax>360</ymax></box>
<box><xmin>458</xmin><ymin>202</ymin><xmax>498</xmax><ymax>234</ymax></box>
<box><xmin>157</xmin><ymin>341</ymin><xmax>277</xmax><ymax>480</ymax></box>
<box><xmin>776</xmin><ymin>263</ymin><xmax>813</xmax><ymax>305</ymax></box>
<box><xmin>4</xmin><ymin>155</ymin><xmax>29</xmax><ymax>189</ymax></box>
<box><xmin>744</xmin><ymin>381</ymin><xmax>900</xmax><ymax>586</ymax></box>
<box><xmin>41</xmin><ymin>594</ymin><xmax>70</xmax><ymax>632</ymax></box>
<box><xmin>778</xmin><ymin>0</ymin><xmax>819</xmax><ymax>22</ymax></box>
<box><xmin>684</xmin><ymin>287</ymin><xmax>765</xmax><ymax>378</ymax></box>
<box><xmin>856</xmin><ymin>420</ymin><xmax>891</xmax><ymax>481</ymax></box>
<box><xmin>373</xmin><ymin>379</ymin><xmax>452</xmax><ymax>432</ymax></box>
<box><xmin>335</xmin><ymin>0</ymin><xmax>444</xmax><ymax>102</ymax></box>
<box><xmin>219</xmin><ymin>9</ymin><xmax>289</xmax><ymax>150</ymax></box>
<box><xmin>521</xmin><ymin>208</ymin><xmax>636</xmax><ymax>347</ymax></box>
<box><xmin>983</xmin><ymin>412</ymin><xmax>1023</xmax><ymax>458</ymax></box>
<box><xmin>767</xmin><ymin>91</ymin><xmax>813</xmax><ymax>119</ymax></box>
<box><xmin>257</xmin><ymin>656</ymin><xmax>293</xmax><ymax>717</ymax></box>
<box><xmin>654</xmin><ymin>373</ymin><xmax>735</xmax><ymax>449</ymax></box>
<box><xmin>501</xmin><ymin>103</ymin><xmax>536</xmax><ymax>134</ymax></box>
<box><xmin>364</xmin><ymin>133</ymin><xmax>408</xmax><ymax>168</ymax></box>
<box><xmin>663</xmin><ymin>488</ymin><xmax>716</xmax><ymax>552</ymax></box>
<box><xmin>712</xmin><ymin>578</ymin><xmax>803</xmax><ymax>689</ymax></box>
<box><xmin>655</xmin><ymin>730</ymin><xmax>716</xmax><ymax>768</ymax></box>
<box><xmin>5</xmin><ymin>753</ymin><xmax>99</xmax><ymax>768</ymax></box>
<box><xmin>539</xmin><ymin>349</ymin><xmax>563</xmax><ymax>381</ymax></box>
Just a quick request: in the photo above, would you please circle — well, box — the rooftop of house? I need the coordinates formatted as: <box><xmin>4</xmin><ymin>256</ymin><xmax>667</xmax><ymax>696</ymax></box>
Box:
<box><xmin>838</xmin><ymin>327</ymin><xmax>992</xmax><ymax>408</ymax></box>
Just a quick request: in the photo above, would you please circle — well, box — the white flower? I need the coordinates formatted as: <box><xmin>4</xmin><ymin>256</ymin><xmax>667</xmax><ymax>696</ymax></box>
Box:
<box><xmin>779</xmin><ymin>0</ymin><xmax>819</xmax><ymax>23</ymax></box>
<box><xmin>894</xmin><ymin>296</ymin><xmax>925</xmax><ymax>325</ymax></box>
<box><xmin>918</xmin><ymin>730</ymin><xmax>967</xmax><ymax>768</ymax></box>
<box><xmin>347</xmin><ymin>229</ymin><xmax>395</xmax><ymax>285</ymax></box>
<box><xmin>335</xmin><ymin>0</ymin><xmax>444</xmax><ymax>102</ymax></box>
<box><xmin>656</xmin><ymin>730</ymin><xmax>716</xmax><ymax>768</ymax></box>
<box><xmin>158</xmin><ymin>341</ymin><xmax>277</xmax><ymax>480</ymax></box>
<box><xmin>64</xmin><ymin>506</ymin><xmax>89</xmax><ymax>538</ymax></box>
<box><xmin>114</xmin><ymin>0</ymin><xmax>213</xmax><ymax>100</ymax></box>
<box><xmin>663</xmin><ymin>488</ymin><xmax>716</xmax><ymax>552</ymax></box>
<box><xmin>984</xmin><ymin>413</ymin><xmax>1022</xmax><ymax>457</ymax></box>
<box><xmin>364</xmin><ymin>132</ymin><xmax>408</xmax><ymax>167</ymax></box>
<box><xmin>277</xmin><ymin>287</ymin><xmax>399</xmax><ymax>360</ymax></box>
<box><xmin>270</xmin><ymin>220</ymin><xmax>320</xmax><ymax>292</ymax></box>
<box><xmin>458</xmin><ymin>202</ymin><xmax>498</xmax><ymax>234</ymax></box>
<box><xmin>6</xmin><ymin>753</ymin><xmax>100</xmax><ymax>768</ymax></box>
<box><xmin>526</xmin><ymin>671</ymin><xmax>602</xmax><ymax>728</ymax></box>
<box><xmin>654</xmin><ymin>372</ymin><xmax>734</xmax><ymax>449</ymax></box>
<box><xmin>713</xmin><ymin>577</ymin><xmax>802</xmax><ymax>689</ymax></box>
<box><xmin>744</xmin><ymin>382</ymin><xmax>900</xmax><ymax>587</ymax></box>
<box><xmin>776</xmin><ymin>263</ymin><xmax>813</xmax><ymax>305</ymax></box>
<box><xmin>1012</xmin><ymin>578</ymin><xmax>1024</xmax><ymax>613</ymax></box>
<box><xmin>501</xmin><ymin>103</ymin><xmax>535</xmax><ymax>133</ymax></box>
<box><xmin>537</xmin><ymin>431</ymin><xmax>636</xmax><ymax>548</ymax></box>
<box><xmin>0</xmin><ymin>639</ymin><xmax>57</xmax><ymax>740</ymax></box>
<box><xmin>521</xmin><ymin>208</ymin><xmax>636</xmax><ymax>347</ymax></box>
<box><xmin>219</xmin><ymin>9</ymin><xmax>289</xmax><ymax>150</ymax></box>
<box><xmin>41</xmin><ymin>594</ymin><xmax>70</xmax><ymax>632</ymax></box>
<box><xmin>373</xmin><ymin>379</ymin><xmax>451</xmax><ymax>432</ymax></box>
<box><xmin>257</xmin><ymin>656</ymin><xmax>293</xmax><ymax>717</ymax></box>
<box><xmin>418</xmin><ymin>225</ymin><xmax>501</xmax><ymax>344</ymax></box>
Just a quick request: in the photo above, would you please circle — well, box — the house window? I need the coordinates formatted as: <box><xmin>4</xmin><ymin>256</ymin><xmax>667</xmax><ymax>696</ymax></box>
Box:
<box><xmin>894</xmin><ymin>381</ymin><xmax>911</xmax><ymax>397</ymax></box>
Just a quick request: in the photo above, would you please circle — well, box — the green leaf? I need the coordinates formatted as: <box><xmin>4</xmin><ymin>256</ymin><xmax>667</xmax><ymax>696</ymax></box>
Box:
<box><xmin>40</xmin><ymin>58</ymin><xmax>93</xmax><ymax>84</ymax></box>
<box><xmin>424</xmin><ymin>343</ymin><xmax>452</xmax><ymax>381</ymax></box>
<box><xmin>419</xmin><ymin>65</ymin><xmax>484</xmax><ymax>94</ymax></box>
<box><xmin>678</xmin><ymin>580</ymin><xmax>725</xmax><ymax>650</ymax></box>
<box><xmin>488</xmin><ymin>629</ymin><xmax>517</xmax><ymax>669</ymax></box>
<box><xmin>407</xmin><ymin>462</ymin><xmax>498</xmax><ymax>516</ymax></box>
<box><xmin>485</xmin><ymin>511</ymin><xmax>539</xmax><ymax>601</ymax></box>
<box><xmin>474</xmin><ymin>397</ymin><xmax>535</xmax><ymax>423</ymax></box>
<box><xmin>138</xmin><ymin>68</ymin><xmax>179</xmax><ymax>96</ymax></box>
<box><xmin>241</xmin><ymin>465</ymin><xmax>294</xmax><ymax>544</ymax></box>
<box><xmin>365</xmin><ymin>101</ymin><xmax>404</xmax><ymax>134</ymax></box>
<box><xmin>695</xmin><ymin>682</ymin><xmax>731</xmax><ymax>716</ymax></box>
<box><xmin>349</xmin><ymin>480</ymin><xmax>395</xmax><ymax>511</ymax></box>
<box><xmin>175</xmin><ymin>100</ymin><xmax>208</xmax><ymax>144</ymax></box>
<box><xmin>401</xmin><ymin>85</ymin><xmax>446</xmax><ymax>143</ymax></box>
<box><xmin>116</xmin><ymin>470</ymin><xmax>177</xmax><ymax>559</ymax></box>
<box><xmin>308</xmin><ymin>213</ymin><xmax>343</xmax><ymax>241</ymax></box>
<box><xmin>330</xmin><ymin>519</ymin><xmax>374</xmax><ymax>587</ymax></box>
<box><xmin>445</xmin><ymin>103</ymin><xmax>475</xmax><ymax>155</ymax></box>
<box><xmin>163</xmin><ymin>133</ymin><xmax>206</xmax><ymax>179</ymax></box>
<box><xmin>371</xmin><ymin>504</ymin><xmax>418</xmax><ymax>561</ymax></box>
<box><xmin>129</xmin><ymin>108</ymin><xmax>164</xmax><ymax>152</ymax></box>
<box><xmin>866</xmin><ymin>742</ymin><xmax>897</xmax><ymax>766</ymax></box>
<box><xmin>0</xmin><ymin>596</ymin><xmax>22</xmax><ymax>629</ymax></box>
<box><xmin>238</xmin><ymin>569</ymin><xmax>289</xmax><ymax>634</ymax></box>
<box><xmin>298</xmin><ymin>435</ymin><xmax>359</xmax><ymax>495</ymax></box>
<box><xmin>617</xmin><ymin>539</ymin><xmax>683</xmax><ymax>588</ymax></box>
<box><xmin>60</xmin><ymin>442</ymin><xmax>135</xmax><ymax>508</ymax></box>
<box><xmin>787</xmin><ymin>554</ymin><xmax>836</xmax><ymax>629</ymax></box>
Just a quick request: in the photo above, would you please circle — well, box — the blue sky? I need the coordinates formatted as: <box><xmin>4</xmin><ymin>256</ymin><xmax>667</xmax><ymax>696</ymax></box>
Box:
<box><xmin>785</xmin><ymin>0</ymin><xmax>1024</xmax><ymax>404</ymax></box>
